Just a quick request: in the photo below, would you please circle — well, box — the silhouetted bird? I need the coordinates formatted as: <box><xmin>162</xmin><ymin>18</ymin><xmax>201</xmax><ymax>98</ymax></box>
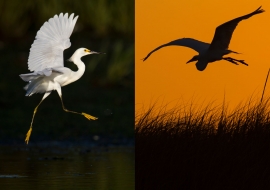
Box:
<box><xmin>143</xmin><ymin>6</ymin><xmax>264</xmax><ymax>71</ymax></box>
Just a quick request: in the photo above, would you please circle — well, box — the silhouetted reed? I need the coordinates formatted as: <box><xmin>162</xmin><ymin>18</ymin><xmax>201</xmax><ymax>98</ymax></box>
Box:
<box><xmin>136</xmin><ymin>98</ymin><xmax>270</xmax><ymax>189</ymax></box>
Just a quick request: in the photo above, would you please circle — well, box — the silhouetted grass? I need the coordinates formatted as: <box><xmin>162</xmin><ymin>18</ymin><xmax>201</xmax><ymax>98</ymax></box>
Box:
<box><xmin>136</xmin><ymin>98</ymin><xmax>270</xmax><ymax>190</ymax></box>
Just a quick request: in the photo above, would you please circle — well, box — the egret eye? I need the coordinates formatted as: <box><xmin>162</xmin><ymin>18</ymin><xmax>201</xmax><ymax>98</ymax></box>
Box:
<box><xmin>19</xmin><ymin>13</ymin><xmax>100</xmax><ymax>145</ymax></box>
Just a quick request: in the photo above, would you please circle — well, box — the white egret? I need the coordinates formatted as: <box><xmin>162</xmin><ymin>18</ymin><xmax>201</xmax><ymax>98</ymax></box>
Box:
<box><xmin>143</xmin><ymin>6</ymin><xmax>264</xmax><ymax>71</ymax></box>
<box><xmin>20</xmin><ymin>13</ymin><xmax>104</xmax><ymax>144</ymax></box>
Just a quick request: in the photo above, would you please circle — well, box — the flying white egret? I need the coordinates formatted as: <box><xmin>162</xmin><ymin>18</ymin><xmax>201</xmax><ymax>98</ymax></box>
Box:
<box><xmin>143</xmin><ymin>6</ymin><xmax>264</xmax><ymax>71</ymax></box>
<box><xmin>20</xmin><ymin>13</ymin><xmax>104</xmax><ymax>144</ymax></box>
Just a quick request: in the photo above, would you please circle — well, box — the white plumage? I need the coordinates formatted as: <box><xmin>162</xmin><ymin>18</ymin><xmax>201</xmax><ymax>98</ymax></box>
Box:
<box><xmin>20</xmin><ymin>13</ymin><xmax>104</xmax><ymax>144</ymax></box>
<box><xmin>28</xmin><ymin>13</ymin><xmax>77</xmax><ymax>72</ymax></box>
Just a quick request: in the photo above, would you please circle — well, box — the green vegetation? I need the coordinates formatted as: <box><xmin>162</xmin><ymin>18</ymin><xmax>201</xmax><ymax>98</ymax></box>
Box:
<box><xmin>136</xmin><ymin>98</ymin><xmax>270</xmax><ymax>189</ymax></box>
<box><xmin>0</xmin><ymin>0</ymin><xmax>134</xmax><ymax>38</ymax></box>
<box><xmin>0</xmin><ymin>0</ymin><xmax>134</xmax><ymax>144</ymax></box>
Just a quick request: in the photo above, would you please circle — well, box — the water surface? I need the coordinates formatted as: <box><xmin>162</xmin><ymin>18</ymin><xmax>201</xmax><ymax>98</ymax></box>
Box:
<box><xmin>0</xmin><ymin>143</ymin><xmax>134</xmax><ymax>190</ymax></box>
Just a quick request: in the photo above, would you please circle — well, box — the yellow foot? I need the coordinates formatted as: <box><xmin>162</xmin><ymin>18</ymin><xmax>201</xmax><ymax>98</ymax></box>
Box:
<box><xmin>25</xmin><ymin>128</ymin><xmax>32</xmax><ymax>145</ymax></box>
<box><xmin>82</xmin><ymin>112</ymin><xmax>98</xmax><ymax>120</ymax></box>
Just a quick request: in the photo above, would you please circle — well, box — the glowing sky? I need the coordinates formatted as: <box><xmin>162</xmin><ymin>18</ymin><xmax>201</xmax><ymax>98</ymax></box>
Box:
<box><xmin>136</xmin><ymin>1</ymin><xmax>270</xmax><ymax>113</ymax></box>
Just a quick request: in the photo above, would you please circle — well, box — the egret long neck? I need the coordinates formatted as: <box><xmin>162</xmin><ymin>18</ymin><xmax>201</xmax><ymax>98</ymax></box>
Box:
<box><xmin>72</xmin><ymin>58</ymin><xmax>86</xmax><ymax>82</ymax></box>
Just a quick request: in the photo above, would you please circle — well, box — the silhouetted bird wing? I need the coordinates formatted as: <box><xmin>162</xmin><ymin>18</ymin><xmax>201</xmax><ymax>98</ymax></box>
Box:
<box><xmin>143</xmin><ymin>38</ymin><xmax>210</xmax><ymax>61</ymax></box>
<box><xmin>209</xmin><ymin>6</ymin><xmax>264</xmax><ymax>51</ymax></box>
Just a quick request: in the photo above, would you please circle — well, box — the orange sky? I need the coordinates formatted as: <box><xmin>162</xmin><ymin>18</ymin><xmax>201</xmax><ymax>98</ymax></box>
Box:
<box><xmin>136</xmin><ymin>1</ymin><xmax>270</xmax><ymax>113</ymax></box>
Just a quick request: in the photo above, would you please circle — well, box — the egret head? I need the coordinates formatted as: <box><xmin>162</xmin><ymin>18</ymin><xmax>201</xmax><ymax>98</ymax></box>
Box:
<box><xmin>187</xmin><ymin>55</ymin><xmax>199</xmax><ymax>64</ymax></box>
<box><xmin>68</xmin><ymin>48</ymin><xmax>105</xmax><ymax>62</ymax></box>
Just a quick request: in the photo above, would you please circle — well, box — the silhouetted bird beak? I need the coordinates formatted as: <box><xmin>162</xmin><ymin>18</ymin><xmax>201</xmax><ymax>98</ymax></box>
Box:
<box><xmin>186</xmin><ymin>57</ymin><xmax>196</xmax><ymax>64</ymax></box>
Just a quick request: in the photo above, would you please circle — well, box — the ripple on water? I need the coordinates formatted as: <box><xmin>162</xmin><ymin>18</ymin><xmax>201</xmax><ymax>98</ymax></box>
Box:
<box><xmin>0</xmin><ymin>175</ymin><xmax>27</xmax><ymax>178</ymax></box>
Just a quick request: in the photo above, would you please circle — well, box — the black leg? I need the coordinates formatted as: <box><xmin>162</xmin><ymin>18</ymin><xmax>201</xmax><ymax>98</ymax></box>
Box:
<box><xmin>223</xmin><ymin>57</ymin><xmax>239</xmax><ymax>65</ymax></box>
<box><xmin>223</xmin><ymin>57</ymin><xmax>248</xmax><ymax>66</ymax></box>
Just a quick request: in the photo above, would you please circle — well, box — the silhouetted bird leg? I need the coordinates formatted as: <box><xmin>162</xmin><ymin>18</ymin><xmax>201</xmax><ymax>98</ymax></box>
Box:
<box><xmin>223</xmin><ymin>57</ymin><xmax>248</xmax><ymax>66</ymax></box>
<box><xmin>237</xmin><ymin>59</ymin><xmax>248</xmax><ymax>66</ymax></box>
<box><xmin>223</xmin><ymin>57</ymin><xmax>239</xmax><ymax>65</ymax></box>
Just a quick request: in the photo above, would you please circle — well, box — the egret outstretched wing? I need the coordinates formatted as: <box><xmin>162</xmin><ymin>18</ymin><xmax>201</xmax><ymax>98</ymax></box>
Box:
<box><xmin>143</xmin><ymin>38</ymin><xmax>210</xmax><ymax>61</ymax></box>
<box><xmin>209</xmin><ymin>6</ymin><xmax>264</xmax><ymax>50</ymax></box>
<box><xmin>28</xmin><ymin>13</ymin><xmax>78</xmax><ymax>72</ymax></box>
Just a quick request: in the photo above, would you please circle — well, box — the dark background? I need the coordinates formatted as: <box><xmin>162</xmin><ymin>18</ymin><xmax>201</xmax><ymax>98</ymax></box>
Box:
<box><xmin>0</xmin><ymin>0</ymin><xmax>134</xmax><ymax>145</ymax></box>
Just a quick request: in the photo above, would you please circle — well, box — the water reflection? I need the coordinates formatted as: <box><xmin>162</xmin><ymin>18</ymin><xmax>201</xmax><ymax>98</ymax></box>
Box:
<box><xmin>0</xmin><ymin>144</ymin><xmax>134</xmax><ymax>190</ymax></box>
